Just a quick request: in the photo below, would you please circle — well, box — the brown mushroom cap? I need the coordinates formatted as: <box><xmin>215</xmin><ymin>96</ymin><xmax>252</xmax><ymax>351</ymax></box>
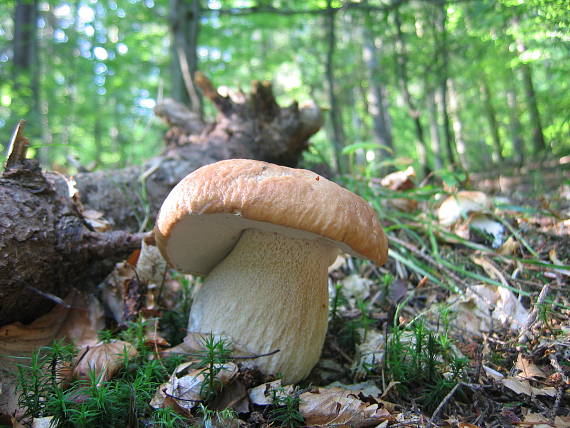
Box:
<box><xmin>155</xmin><ymin>159</ymin><xmax>387</xmax><ymax>275</ymax></box>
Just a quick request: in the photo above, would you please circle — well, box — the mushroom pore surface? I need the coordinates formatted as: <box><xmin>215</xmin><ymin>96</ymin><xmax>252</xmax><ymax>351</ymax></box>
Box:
<box><xmin>188</xmin><ymin>228</ymin><xmax>338</xmax><ymax>384</ymax></box>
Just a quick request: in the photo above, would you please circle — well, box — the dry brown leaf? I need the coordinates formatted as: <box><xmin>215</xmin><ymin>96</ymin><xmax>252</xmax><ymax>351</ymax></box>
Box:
<box><xmin>82</xmin><ymin>209</ymin><xmax>112</xmax><ymax>232</ymax></box>
<box><xmin>0</xmin><ymin>290</ymin><xmax>104</xmax><ymax>418</ymax></box>
<box><xmin>502</xmin><ymin>377</ymin><xmax>556</xmax><ymax>397</ymax></box>
<box><xmin>100</xmin><ymin>240</ymin><xmax>167</xmax><ymax>324</ymax></box>
<box><xmin>73</xmin><ymin>341</ymin><xmax>137</xmax><ymax>383</ymax></box>
<box><xmin>248</xmin><ymin>380</ymin><xmax>294</xmax><ymax>406</ymax></box>
<box><xmin>380</xmin><ymin>167</ymin><xmax>418</xmax><ymax>212</ymax></box>
<box><xmin>341</xmin><ymin>274</ymin><xmax>373</xmax><ymax>303</ymax></box>
<box><xmin>438</xmin><ymin>191</ymin><xmax>491</xmax><ymax>227</ymax></box>
<box><xmin>380</xmin><ymin>166</ymin><xmax>416</xmax><ymax>191</ymax></box>
<box><xmin>31</xmin><ymin>416</ymin><xmax>54</xmax><ymax>428</ymax></box>
<box><xmin>522</xmin><ymin>412</ymin><xmax>552</xmax><ymax>428</ymax></box>
<box><xmin>450</xmin><ymin>283</ymin><xmax>528</xmax><ymax>336</ymax></box>
<box><xmin>497</xmin><ymin>236</ymin><xmax>520</xmax><ymax>256</ymax></box>
<box><xmin>549</xmin><ymin>249</ymin><xmax>570</xmax><ymax>277</ymax></box>
<box><xmin>151</xmin><ymin>361</ymin><xmax>238</xmax><ymax>415</ymax></box>
<box><xmin>515</xmin><ymin>354</ymin><xmax>547</xmax><ymax>379</ymax></box>
<box><xmin>299</xmin><ymin>387</ymin><xmax>392</xmax><ymax>427</ymax></box>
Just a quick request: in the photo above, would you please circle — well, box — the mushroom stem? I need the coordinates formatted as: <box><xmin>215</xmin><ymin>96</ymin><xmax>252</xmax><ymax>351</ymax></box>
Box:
<box><xmin>187</xmin><ymin>228</ymin><xmax>338</xmax><ymax>384</ymax></box>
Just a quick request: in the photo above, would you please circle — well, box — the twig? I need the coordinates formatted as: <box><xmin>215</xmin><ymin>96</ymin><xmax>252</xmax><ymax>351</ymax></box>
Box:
<box><xmin>24</xmin><ymin>283</ymin><xmax>72</xmax><ymax>309</ymax></box>
<box><xmin>176</xmin><ymin>46</ymin><xmax>202</xmax><ymax>114</ymax></box>
<box><xmin>230</xmin><ymin>349</ymin><xmax>280</xmax><ymax>360</ymax></box>
<box><xmin>517</xmin><ymin>282</ymin><xmax>551</xmax><ymax>345</ymax></box>
<box><xmin>548</xmin><ymin>353</ymin><xmax>568</xmax><ymax>423</ymax></box>
<box><xmin>429</xmin><ymin>381</ymin><xmax>462</xmax><ymax>424</ymax></box>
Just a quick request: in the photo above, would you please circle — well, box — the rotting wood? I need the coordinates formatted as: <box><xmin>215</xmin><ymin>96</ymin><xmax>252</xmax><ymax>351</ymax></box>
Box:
<box><xmin>0</xmin><ymin>74</ymin><xmax>323</xmax><ymax>326</ymax></box>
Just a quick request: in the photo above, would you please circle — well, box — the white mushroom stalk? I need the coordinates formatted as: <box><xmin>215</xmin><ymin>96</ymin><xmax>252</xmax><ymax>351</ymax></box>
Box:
<box><xmin>188</xmin><ymin>229</ymin><xmax>338</xmax><ymax>384</ymax></box>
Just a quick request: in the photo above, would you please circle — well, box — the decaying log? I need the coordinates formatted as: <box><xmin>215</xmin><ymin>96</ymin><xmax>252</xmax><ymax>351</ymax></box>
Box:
<box><xmin>0</xmin><ymin>76</ymin><xmax>323</xmax><ymax>326</ymax></box>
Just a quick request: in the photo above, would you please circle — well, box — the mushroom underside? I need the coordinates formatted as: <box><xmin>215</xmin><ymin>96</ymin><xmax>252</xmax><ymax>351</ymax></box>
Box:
<box><xmin>187</xmin><ymin>228</ymin><xmax>339</xmax><ymax>384</ymax></box>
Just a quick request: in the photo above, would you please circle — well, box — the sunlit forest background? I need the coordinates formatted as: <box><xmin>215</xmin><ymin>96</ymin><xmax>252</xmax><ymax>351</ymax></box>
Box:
<box><xmin>1</xmin><ymin>0</ymin><xmax>569</xmax><ymax>176</ymax></box>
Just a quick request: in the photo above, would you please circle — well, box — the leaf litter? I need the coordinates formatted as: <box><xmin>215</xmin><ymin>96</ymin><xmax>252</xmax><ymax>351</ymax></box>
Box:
<box><xmin>3</xmin><ymin>163</ymin><xmax>570</xmax><ymax>427</ymax></box>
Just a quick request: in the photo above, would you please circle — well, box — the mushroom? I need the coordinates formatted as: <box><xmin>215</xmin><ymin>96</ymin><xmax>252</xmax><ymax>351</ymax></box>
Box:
<box><xmin>155</xmin><ymin>159</ymin><xmax>387</xmax><ymax>383</ymax></box>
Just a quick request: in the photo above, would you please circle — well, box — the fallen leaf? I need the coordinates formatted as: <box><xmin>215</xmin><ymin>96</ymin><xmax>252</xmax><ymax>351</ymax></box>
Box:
<box><xmin>31</xmin><ymin>416</ymin><xmax>54</xmax><ymax>428</ymax></box>
<box><xmin>100</xmin><ymin>240</ymin><xmax>167</xmax><ymax>324</ymax></box>
<box><xmin>502</xmin><ymin>377</ymin><xmax>556</xmax><ymax>397</ymax></box>
<box><xmin>469</xmin><ymin>215</ymin><xmax>505</xmax><ymax>248</ymax></box>
<box><xmin>248</xmin><ymin>380</ymin><xmax>294</xmax><ymax>406</ymax></box>
<box><xmin>151</xmin><ymin>361</ymin><xmax>238</xmax><ymax>415</ymax></box>
<box><xmin>483</xmin><ymin>365</ymin><xmax>504</xmax><ymax>381</ymax></box>
<box><xmin>73</xmin><ymin>341</ymin><xmax>138</xmax><ymax>384</ymax></box>
<box><xmin>299</xmin><ymin>387</ymin><xmax>393</xmax><ymax>427</ymax></box>
<box><xmin>380</xmin><ymin>166</ymin><xmax>416</xmax><ymax>191</ymax></box>
<box><xmin>380</xmin><ymin>167</ymin><xmax>418</xmax><ymax>212</ymax></box>
<box><xmin>438</xmin><ymin>191</ymin><xmax>491</xmax><ymax>227</ymax></box>
<box><xmin>352</xmin><ymin>330</ymin><xmax>385</xmax><ymax>379</ymax></box>
<box><xmin>450</xmin><ymin>284</ymin><xmax>529</xmax><ymax>336</ymax></box>
<box><xmin>82</xmin><ymin>209</ymin><xmax>112</xmax><ymax>232</ymax></box>
<box><xmin>515</xmin><ymin>354</ymin><xmax>547</xmax><ymax>379</ymax></box>
<box><xmin>497</xmin><ymin>236</ymin><xmax>520</xmax><ymax>256</ymax></box>
<box><xmin>341</xmin><ymin>274</ymin><xmax>373</xmax><ymax>303</ymax></box>
<box><xmin>0</xmin><ymin>290</ymin><xmax>104</xmax><ymax>419</ymax></box>
<box><xmin>523</xmin><ymin>412</ymin><xmax>557</xmax><ymax>428</ymax></box>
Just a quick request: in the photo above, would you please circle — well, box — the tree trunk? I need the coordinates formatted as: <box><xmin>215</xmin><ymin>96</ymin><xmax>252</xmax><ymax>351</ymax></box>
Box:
<box><xmin>0</xmin><ymin>76</ymin><xmax>324</xmax><ymax>327</ymax></box>
<box><xmin>506</xmin><ymin>73</ymin><xmax>525</xmax><ymax>164</ymax></box>
<box><xmin>513</xmin><ymin>17</ymin><xmax>546</xmax><ymax>155</ymax></box>
<box><xmin>480</xmin><ymin>78</ymin><xmax>504</xmax><ymax>163</ymax></box>
<box><xmin>169</xmin><ymin>0</ymin><xmax>202</xmax><ymax>114</ymax></box>
<box><xmin>325</xmin><ymin>0</ymin><xmax>346</xmax><ymax>174</ymax></box>
<box><xmin>520</xmin><ymin>64</ymin><xmax>546</xmax><ymax>155</ymax></box>
<box><xmin>435</xmin><ymin>0</ymin><xmax>456</xmax><ymax>168</ymax></box>
<box><xmin>394</xmin><ymin>8</ymin><xmax>428</xmax><ymax>175</ymax></box>
<box><xmin>363</xmin><ymin>9</ymin><xmax>394</xmax><ymax>164</ymax></box>
<box><xmin>428</xmin><ymin>89</ymin><xmax>444</xmax><ymax>170</ymax></box>
<box><xmin>448</xmin><ymin>80</ymin><xmax>469</xmax><ymax>169</ymax></box>
<box><xmin>12</xmin><ymin>0</ymin><xmax>41</xmax><ymax>158</ymax></box>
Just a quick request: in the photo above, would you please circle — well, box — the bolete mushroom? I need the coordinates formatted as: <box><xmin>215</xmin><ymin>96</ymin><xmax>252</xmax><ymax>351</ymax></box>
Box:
<box><xmin>155</xmin><ymin>159</ymin><xmax>387</xmax><ymax>384</ymax></box>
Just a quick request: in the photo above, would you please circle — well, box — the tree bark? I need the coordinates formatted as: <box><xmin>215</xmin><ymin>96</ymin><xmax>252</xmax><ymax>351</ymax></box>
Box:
<box><xmin>506</xmin><ymin>74</ymin><xmax>525</xmax><ymax>165</ymax></box>
<box><xmin>435</xmin><ymin>0</ymin><xmax>456</xmax><ymax>168</ymax></box>
<box><xmin>520</xmin><ymin>64</ymin><xmax>546</xmax><ymax>155</ymax></box>
<box><xmin>394</xmin><ymin>8</ymin><xmax>428</xmax><ymax>175</ymax></box>
<box><xmin>480</xmin><ymin>78</ymin><xmax>504</xmax><ymax>163</ymax></box>
<box><xmin>11</xmin><ymin>0</ymin><xmax>41</xmax><ymax>158</ymax></box>
<box><xmin>513</xmin><ymin>17</ymin><xmax>546</xmax><ymax>155</ymax></box>
<box><xmin>448</xmin><ymin>79</ymin><xmax>469</xmax><ymax>169</ymax></box>
<box><xmin>427</xmin><ymin>88</ymin><xmax>444</xmax><ymax>170</ymax></box>
<box><xmin>0</xmin><ymin>76</ymin><xmax>323</xmax><ymax>327</ymax></box>
<box><xmin>169</xmin><ymin>0</ymin><xmax>202</xmax><ymax>114</ymax></box>
<box><xmin>362</xmin><ymin>8</ymin><xmax>394</xmax><ymax>164</ymax></box>
<box><xmin>325</xmin><ymin>0</ymin><xmax>346</xmax><ymax>174</ymax></box>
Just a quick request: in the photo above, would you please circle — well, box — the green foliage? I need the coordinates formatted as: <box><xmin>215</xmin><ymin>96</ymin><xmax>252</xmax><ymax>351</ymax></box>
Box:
<box><xmin>195</xmin><ymin>334</ymin><xmax>233</xmax><ymax>402</ymax></box>
<box><xmin>15</xmin><ymin>321</ymin><xmax>189</xmax><ymax>427</ymax></box>
<box><xmin>268</xmin><ymin>387</ymin><xmax>304</xmax><ymax>428</ymax></box>
<box><xmin>16</xmin><ymin>340</ymin><xmax>76</xmax><ymax>420</ymax></box>
<box><xmin>152</xmin><ymin>407</ymin><xmax>188</xmax><ymax>428</ymax></box>
<box><xmin>2</xmin><ymin>0</ymin><xmax>568</xmax><ymax>173</ymax></box>
<box><xmin>385</xmin><ymin>313</ymin><xmax>467</xmax><ymax>413</ymax></box>
<box><xmin>198</xmin><ymin>404</ymin><xmax>237</xmax><ymax>428</ymax></box>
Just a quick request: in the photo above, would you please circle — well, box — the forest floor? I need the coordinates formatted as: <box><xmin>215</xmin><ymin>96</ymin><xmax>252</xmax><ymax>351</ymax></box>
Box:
<box><xmin>1</xmin><ymin>157</ymin><xmax>569</xmax><ymax>428</ymax></box>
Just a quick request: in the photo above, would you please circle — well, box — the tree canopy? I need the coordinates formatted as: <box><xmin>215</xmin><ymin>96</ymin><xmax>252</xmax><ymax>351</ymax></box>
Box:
<box><xmin>1</xmin><ymin>0</ymin><xmax>568</xmax><ymax>174</ymax></box>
